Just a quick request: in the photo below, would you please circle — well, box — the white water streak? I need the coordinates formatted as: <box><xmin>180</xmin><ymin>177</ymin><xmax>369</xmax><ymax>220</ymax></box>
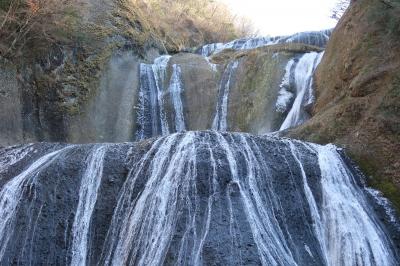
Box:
<box><xmin>0</xmin><ymin>147</ymin><xmax>68</xmax><ymax>260</ymax></box>
<box><xmin>276</xmin><ymin>59</ymin><xmax>295</xmax><ymax>113</ymax></box>
<box><xmin>0</xmin><ymin>144</ymin><xmax>34</xmax><ymax>174</ymax></box>
<box><xmin>286</xmin><ymin>141</ymin><xmax>329</xmax><ymax>264</ymax></box>
<box><xmin>100</xmin><ymin>133</ymin><xmax>197</xmax><ymax>265</ymax></box>
<box><xmin>280</xmin><ymin>52</ymin><xmax>323</xmax><ymax>131</ymax></box>
<box><xmin>136</xmin><ymin>56</ymin><xmax>171</xmax><ymax>140</ymax></box>
<box><xmin>169</xmin><ymin>64</ymin><xmax>186</xmax><ymax>132</ymax></box>
<box><xmin>212</xmin><ymin>61</ymin><xmax>239</xmax><ymax>131</ymax></box>
<box><xmin>70</xmin><ymin>145</ymin><xmax>108</xmax><ymax>266</ymax></box>
<box><xmin>152</xmin><ymin>55</ymin><xmax>171</xmax><ymax>135</ymax></box>
<box><xmin>315</xmin><ymin>144</ymin><xmax>396</xmax><ymax>266</ymax></box>
<box><xmin>217</xmin><ymin>133</ymin><xmax>298</xmax><ymax>265</ymax></box>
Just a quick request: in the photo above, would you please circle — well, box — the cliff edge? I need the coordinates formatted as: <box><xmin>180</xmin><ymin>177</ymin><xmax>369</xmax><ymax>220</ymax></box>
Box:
<box><xmin>287</xmin><ymin>0</ymin><xmax>400</xmax><ymax>211</ymax></box>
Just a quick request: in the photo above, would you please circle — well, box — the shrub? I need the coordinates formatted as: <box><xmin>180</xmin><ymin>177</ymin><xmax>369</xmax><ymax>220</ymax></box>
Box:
<box><xmin>0</xmin><ymin>0</ymin><xmax>83</xmax><ymax>59</ymax></box>
<box><xmin>0</xmin><ymin>0</ymin><xmax>255</xmax><ymax>59</ymax></box>
<box><xmin>124</xmin><ymin>0</ymin><xmax>256</xmax><ymax>51</ymax></box>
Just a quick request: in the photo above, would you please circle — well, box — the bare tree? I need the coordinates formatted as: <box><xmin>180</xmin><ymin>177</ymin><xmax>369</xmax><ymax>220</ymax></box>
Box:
<box><xmin>0</xmin><ymin>0</ymin><xmax>83</xmax><ymax>59</ymax></box>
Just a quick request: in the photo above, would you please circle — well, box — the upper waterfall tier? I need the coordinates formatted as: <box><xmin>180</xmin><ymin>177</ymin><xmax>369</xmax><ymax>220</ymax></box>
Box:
<box><xmin>278</xmin><ymin>52</ymin><xmax>324</xmax><ymax>130</ymax></box>
<box><xmin>135</xmin><ymin>46</ymin><xmax>323</xmax><ymax>140</ymax></box>
<box><xmin>0</xmin><ymin>131</ymin><xmax>398</xmax><ymax>265</ymax></box>
<box><xmin>0</xmin><ymin>30</ymin><xmax>328</xmax><ymax>146</ymax></box>
<box><xmin>198</xmin><ymin>29</ymin><xmax>332</xmax><ymax>57</ymax></box>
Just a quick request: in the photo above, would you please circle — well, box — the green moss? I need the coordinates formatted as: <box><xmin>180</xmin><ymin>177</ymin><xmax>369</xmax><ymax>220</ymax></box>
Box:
<box><xmin>374</xmin><ymin>181</ymin><xmax>400</xmax><ymax>213</ymax></box>
<box><xmin>351</xmin><ymin>153</ymin><xmax>400</xmax><ymax>214</ymax></box>
<box><xmin>366</xmin><ymin>0</ymin><xmax>400</xmax><ymax>39</ymax></box>
<box><xmin>210</xmin><ymin>43</ymin><xmax>322</xmax><ymax>66</ymax></box>
<box><xmin>61</xmin><ymin>43</ymin><xmax>118</xmax><ymax>115</ymax></box>
<box><xmin>0</xmin><ymin>0</ymin><xmax>12</xmax><ymax>10</ymax></box>
<box><xmin>288</xmin><ymin>122</ymin><xmax>334</xmax><ymax>144</ymax></box>
<box><xmin>233</xmin><ymin>54</ymin><xmax>276</xmax><ymax>130</ymax></box>
<box><xmin>376</xmin><ymin>77</ymin><xmax>400</xmax><ymax>138</ymax></box>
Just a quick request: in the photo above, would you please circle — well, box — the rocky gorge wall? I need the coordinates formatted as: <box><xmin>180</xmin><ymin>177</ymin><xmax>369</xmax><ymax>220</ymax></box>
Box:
<box><xmin>0</xmin><ymin>0</ymin><xmax>167</xmax><ymax>146</ymax></box>
<box><xmin>0</xmin><ymin>28</ymin><xmax>325</xmax><ymax>145</ymax></box>
<box><xmin>135</xmin><ymin>42</ymin><xmax>324</xmax><ymax>141</ymax></box>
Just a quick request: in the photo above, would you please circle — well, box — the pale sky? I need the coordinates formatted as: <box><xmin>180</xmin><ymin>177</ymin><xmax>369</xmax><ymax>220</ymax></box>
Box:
<box><xmin>219</xmin><ymin>0</ymin><xmax>338</xmax><ymax>36</ymax></box>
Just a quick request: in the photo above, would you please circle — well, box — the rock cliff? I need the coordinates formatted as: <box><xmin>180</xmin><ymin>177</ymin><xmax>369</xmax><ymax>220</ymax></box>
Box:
<box><xmin>286</xmin><ymin>0</ymin><xmax>400</xmax><ymax>211</ymax></box>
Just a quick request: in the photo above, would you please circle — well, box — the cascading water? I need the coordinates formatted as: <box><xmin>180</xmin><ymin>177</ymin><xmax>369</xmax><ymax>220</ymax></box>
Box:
<box><xmin>136</xmin><ymin>56</ymin><xmax>171</xmax><ymax>140</ymax></box>
<box><xmin>314</xmin><ymin>143</ymin><xmax>396</xmax><ymax>266</ymax></box>
<box><xmin>278</xmin><ymin>52</ymin><xmax>324</xmax><ymax>131</ymax></box>
<box><xmin>136</xmin><ymin>57</ymin><xmax>187</xmax><ymax>139</ymax></box>
<box><xmin>0</xmin><ymin>146</ymin><xmax>71</xmax><ymax>261</ymax></box>
<box><xmin>0</xmin><ymin>132</ymin><xmax>398</xmax><ymax>265</ymax></box>
<box><xmin>137</xmin><ymin>64</ymin><xmax>162</xmax><ymax>140</ymax></box>
<box><xmin>1</xmin><ymin>26</ymin><xmax>398</xmax><ymax>266</ymax></box>
<box><xmin>135</xmin><ymin>30</ymin><xmax>329</xmax><ymax>136</ymax></box>
<box><xmin>199</xmin><ymin>29</ymin><xmax>331</xmax><ymax>57</ymax></box>
<box><xmin>169</xmin><ymin>64</ymin><xmax>186</xmax><ymax>132</ymax></box>
<box><xmin>70</xmin><ymin>145</ymin><xmax>108</xmax><ymax>266</ymax></box>
<box><xmin>212</xmin><ymin>61</ymin><xmax>239</xmax><ymax>131</ymax></box>
<box><xmin>0</xmin><ymin>144</ymin><xmax>34</xmax><ymax>174</ymax></box>
<box><xmin>153</xmin><ymin>56</ymin><xmax>172</xmax><ymax>135</ymax></box>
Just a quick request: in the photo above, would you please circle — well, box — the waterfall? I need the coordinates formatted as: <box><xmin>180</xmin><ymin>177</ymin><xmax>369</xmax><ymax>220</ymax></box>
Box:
<box><xmin>152</xmin><ymin>56</ymin><xmax>172</xmax><ymax>135</ymax></box>
<box><xmin>276</xmin><ymin>59</ymin><xmax>296</xmax><ymax>113</ymax></box>
<box><xmin>70</xmin><ymin>145</ymin><xmax>108</xmax><ymax>266</ymax></box>
<box><xmin>136</xmin><ymin>57</ymin><xmax>186</xmax><ymax>138</ymax></box>
<box><xmin>284</xmin><ymin>29</ymin><xmax>331</xmax><ymax>47</ymax></box>
<box><xmin>136</xmin><ymin>56</ymin><xmax>171</xmax><ymax>140</ymax></box>
<box><xmin>135</xmin><ymin>31</ymin><xmax>329</xmax><ymax>137</ymax></box>
<box><xmin>0</xmin><ymin>147</ymin><xmax>70</xmax><ymax>261</ymax></box>
<box><xmin>200</xmin><ymin>43</ymin><xmax>224</xmax><ymax>57</ymax></box>
<box><xmin>279</xmin><ymin>52</ymin><xmax>324</xmax><ymax>131</ymax></box>
<box><xmin>99</xmin><ymin>132</ymin><xmax>397</xmax><ymax>265</ymax></box>
<box><xmin>212</xmin><ymin>61</ymin><xmax>239</xmax><ymax>131</ymax></box>
<box><xmin>0</xmin><ymin>144</ymin><xmax>34</xmax><ymax>174</ymax></box>
<box><xmin>136</xmin><ymin>63</ymin><xmax>161</xmax><ymax>140</ymax></box>
<box><xmin>315</xmin><ymin>144</ymin><xmax>396</xmax><ymax>266</ymax></box>
<box><xmin>286</xmin><ymin>140</ymin><xmax>329</xmax><ymax>264</ymax></box>
<box><xmin>0</xmin><ymin>133</ymin><xmax>398</xmax><ymax>265</ymax></box>
<box><xmin>2</xmin><ymin>27</ymin><xmax>397</xmax><ymax>265</ymax></box>
<box><xmin>199</xmin><ymin>29</ymin><xmax>332</xmax><ymax>57</ymax></box>
<box><xmin>169</xmin><ymin>64</ymin><xmax>186</xmax><ymax>132</ymax></box>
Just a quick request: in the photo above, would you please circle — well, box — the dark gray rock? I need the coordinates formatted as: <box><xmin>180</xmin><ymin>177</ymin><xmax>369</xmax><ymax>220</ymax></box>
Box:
<box><xmin>0</xmin><ymin>131</ymin><xmax>398</xmax><ymax>265</ymax></box>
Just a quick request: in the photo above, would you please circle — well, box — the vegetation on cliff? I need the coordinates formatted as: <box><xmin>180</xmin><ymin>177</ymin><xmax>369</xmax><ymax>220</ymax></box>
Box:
<box><xmin>118</xmin><ymin>0</ymin><xmax>255</xmax><ymax>52</ymax></box>
<box><xmin>0</xmin><ymin>0</ymin><xmax>85</xmax><ymax>59</ymax></box>
<box><xmin>0</xmin><ymin>0</ymin><xmax>254</xmax><ymax>60</ymax></box>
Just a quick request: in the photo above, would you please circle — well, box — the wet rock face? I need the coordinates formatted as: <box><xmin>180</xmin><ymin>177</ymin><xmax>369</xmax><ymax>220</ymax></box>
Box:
<box><xmin>0</xmin><ymin>49</ymin><xmax>146</xmax><ymax>146</ymax></box>
<box><xmin>0</xmin><ymin>132</ymin><xmax>398</xmax><ymax>265</ymax></box>
<box><xmin>0</xmin><ymin>0</ymin><xmax>166</xmax><ymax>147</ymax></box>
<box><xmin>71</xmin><ymin>52</ymin><xmax>141</xmax><ymax>143</ymax></box>
<box><xmin>168</xmin><ymin>53</ymin><xmax>220</xmax><ymax>131</ymax></box>
<box><xmin>0</xmin><ymin>59</ymin><xmax>23</xmax><ymax>146</ymax></box>
<box><xmin>227</xmin><ymin>51</ymin><xmax>291</xmax><ymax>134</ymax></box>
<box><xmin>135</xmin><ymin>44</ymin><xmax>323</xmax><ymax>140</ymax></box>
<box><xmin>0</xmin><ymin>37</ymin><xmax>325</xmax><ymax>147</ymax></box>
<box><xmin>0</xmin><ymin>142</ymin><xmax>133</xmax><ymax>265</ymax></box>
<box><xmin>0</xmin><ymin>49</ymin><xmax>71</xmax><ymax>146</ymax></box>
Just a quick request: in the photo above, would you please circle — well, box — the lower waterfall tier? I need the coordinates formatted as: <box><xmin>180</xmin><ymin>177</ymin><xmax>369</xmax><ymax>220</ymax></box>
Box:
<box><xmin>0</xmin><ymin>131</ymin><xmax>398</xmax><ymax>265</ymax></box>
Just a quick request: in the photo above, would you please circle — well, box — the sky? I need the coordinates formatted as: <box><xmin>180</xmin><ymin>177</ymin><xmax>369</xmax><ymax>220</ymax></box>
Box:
<box><xmin>219</xmin><ymin>0</ymin><xmax>339</xmax><ymax>36</ymax></box>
